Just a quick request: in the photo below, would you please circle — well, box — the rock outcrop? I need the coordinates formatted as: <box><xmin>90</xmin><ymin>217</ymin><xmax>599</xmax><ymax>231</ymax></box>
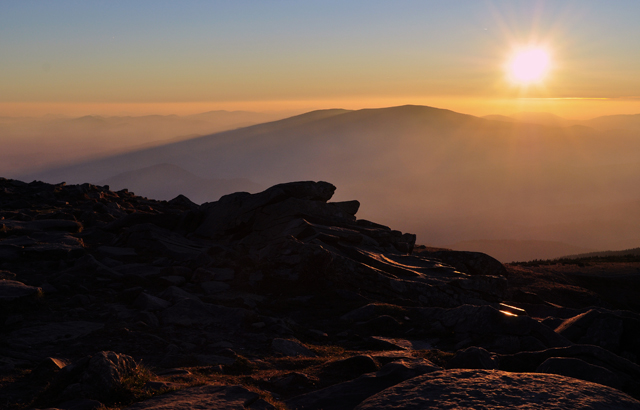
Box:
<box><xmin>1</xmin><ymin>177</ymin><xmax>639</xmax><ymax>409</ymax></box>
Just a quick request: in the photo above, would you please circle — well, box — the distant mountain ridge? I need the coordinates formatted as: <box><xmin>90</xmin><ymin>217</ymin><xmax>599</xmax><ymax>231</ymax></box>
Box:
<box><xmin>0</xmin><ymin>110</ymin><xmax>289</xmax><ymax>176</ymax></box>
<box><xmin>560</xmin><ymin>247</ymin><xmax>640</xmax><ymax>261</ymax></box>
<box><xmin>447</xmin><ymin>239</ymin><xmax>595</xmax><ymax>263</ymax></box>
<box><xmin>20</xmin><ymin>104</ymin><xmax>640</xmax><ymax>261</ymax></box>
<box><xmin>483</xmin><ymin>111</ymin><xmax>640</xmax><ymax>131</ymax></box>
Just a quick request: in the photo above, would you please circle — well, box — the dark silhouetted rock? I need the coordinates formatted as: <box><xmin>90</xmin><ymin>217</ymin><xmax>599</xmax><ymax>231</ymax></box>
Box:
<box><xmin>48</xmin><ymin>351</ymin><xmax>138</xmax><ymax>403</ymax></box>
<box><xmin>123</xmin><ymin>384</ymin><xmax>273</xmax><ymax>410</ymax></box>
<box><xmin>498</xmin><ymin>344</ymin><xmax>640</xmax><ymax>399</ymax></box>
<box><xmin>272</xmin><ymin>338</ymin><xmax>316</xmax><ymax>357</ymax></box>
<box><xmin>537</xmin><ymin>357</ymin><xmax>623</xmax><ymax>390</ymax></box>
<box><xmin>0</xmin><ymin>279</ymin><xmax>41</xmax><ymax>302</ymax></box>
<box><xmin>316</xmin><ymin>355</ymin><xmax>380</xmax><ymax>381</ymax></box>
<box><xmin>3</xmin><ymin>176</ymin><xmax>640</xmax><ymax>408</ymax></box>
<box><xmin>7</xmin><ymin>322</ymin><xmax>104</xmax><ymax>349</ymax></box>
<box><xmin>448</xmin><ymin>346</ymin><xmax>498</xmax><ymax>370</ymax></box>
<box><xmin>286</xmin><ymin>359</ymin><xmax>438</xmax><ymax>410</ymax></box>
<box><xmin>556</xmin><ymin>308</ymin><xmax>640</xmax><ymax>359</ymax></box>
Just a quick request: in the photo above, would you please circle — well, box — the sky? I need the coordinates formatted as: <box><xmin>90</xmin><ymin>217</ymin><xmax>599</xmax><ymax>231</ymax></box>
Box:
<box><xmin>1</xmin><ymin>0</ymin><xmax>640</xmax><ymax>118</ymax></box>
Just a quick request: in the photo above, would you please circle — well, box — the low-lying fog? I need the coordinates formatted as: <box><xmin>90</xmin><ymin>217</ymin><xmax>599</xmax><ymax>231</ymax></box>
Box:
<box><xmin>5</xmin><ymin>106</ymin><xmax>640</xmax><ymax>262</ymax></box>
<box><xmin>0</xmin><ymin>110</ymin><xmax>287</xmax><ymax>176</ymax></box>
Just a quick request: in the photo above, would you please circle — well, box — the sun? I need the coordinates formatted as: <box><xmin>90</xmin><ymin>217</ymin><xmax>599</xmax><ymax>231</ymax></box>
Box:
<box><xmin>506</xmin><ymin>47</ymin><xmax>551</xmax><ymax>85</ymax></box>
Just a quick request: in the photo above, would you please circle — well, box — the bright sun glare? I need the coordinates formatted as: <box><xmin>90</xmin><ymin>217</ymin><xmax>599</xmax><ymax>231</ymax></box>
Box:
<box><xmin>507</xmin><ymin>47</ymin><xmax>551</xmax><ymax>85</ymax></box>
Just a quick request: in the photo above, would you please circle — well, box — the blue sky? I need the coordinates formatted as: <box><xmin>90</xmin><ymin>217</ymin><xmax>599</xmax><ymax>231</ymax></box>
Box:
<box><xmin>1</xmin><ymin>1</ymin><xmax>639</xmax><ymax>117</ymax></box>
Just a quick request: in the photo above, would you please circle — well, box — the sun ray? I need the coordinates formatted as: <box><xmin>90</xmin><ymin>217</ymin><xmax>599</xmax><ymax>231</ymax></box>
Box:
<box><xmin>507</xmin><ymin>47</ymin><xmax>551</xmax><ymax>86</ymax></box>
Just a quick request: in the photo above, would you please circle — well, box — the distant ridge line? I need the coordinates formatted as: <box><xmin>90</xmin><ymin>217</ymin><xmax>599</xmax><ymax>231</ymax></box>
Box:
<box><xmin>559</xmin><ymin>247</ymin><xmax>640</xmax><ymax>260</ymax></box>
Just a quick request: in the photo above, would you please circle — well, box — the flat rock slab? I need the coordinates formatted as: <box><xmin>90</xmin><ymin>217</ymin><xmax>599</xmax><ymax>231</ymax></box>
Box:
<box><xmin>354</xmin><ymin>369</ymin><xmax>640</xmax><ymax>409</ymax></box>
<box><xmin>0</xmin><ymin>279</ymin><xmax>41</xmax><ymax>301</ymax></box>
<box><xmin>287</xmin><ymin>359</ymin><xmax>438</xmax><ymax>410</ymax></box>
<box><xmin>368</xmin><ymin>336</ymin><xmax>433</xmax><ymax>350</ymax></box>
<box><xmin>272</xmin><ymin>338</ymin><xmax>316</xmax><ymax>357</ymax></box>
<box><xmin>124</xmin><ymin>384</ymin><xmax>270</xmax><ymax>410</ymax></box>
<box><xmin>7</xmin><ymin>321</ymin><xmax>103</xmax><ymax>348</ymax></box>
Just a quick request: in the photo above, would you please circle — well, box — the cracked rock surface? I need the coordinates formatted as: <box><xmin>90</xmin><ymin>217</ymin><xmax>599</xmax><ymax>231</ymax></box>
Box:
<box><xmin>1</xmin><ymin>177</ymin><xmax>639</xmax><ymax>409</ymax></box>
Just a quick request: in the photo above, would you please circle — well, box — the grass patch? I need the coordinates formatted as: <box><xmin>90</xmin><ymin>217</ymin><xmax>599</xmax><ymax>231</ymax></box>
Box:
<box><xmin>108</xmin><ymin>364</ymin><xmax>158</xmax><ymax>405</ymax></box>
<box><xmin>308</xmin><ymin>344</ymin><xmax>348</xmax><ymax>358</ymax></box>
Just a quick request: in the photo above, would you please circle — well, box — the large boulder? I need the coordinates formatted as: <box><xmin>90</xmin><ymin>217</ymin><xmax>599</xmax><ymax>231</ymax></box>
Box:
<box><xmin>124</xmin><ymin>384</ymin><xmax>273</xmax><ymax>410</ymax></box>
<box><xmin>498</xmin><ymin>344</ymin><xmax>640</xmax><ymax>399</ymax></box>
<box><xmin>354</xmin><ymin>369</ymin><xmax>640</xmax><ymax>409</ymax></box>
<box><xmin>188</xmin><ymin>181</ymin><xmax>508</xmax><ymax>308</ymax></box>
<box><xmin>536</xmin><ymin>357</ymin><xmax>623</xmax><ymax>390</ymax></box>
<box><xmin>286</xmin><ymin>359</ymin><xmax>438</xmax><ymax>410</ymax></box>
<box><xmin>0</xmin><ymin>279</ymin><xmax>41</xmax><ymax>303</ymax></box>
<box><xmin>555</xmin><ymin>308</ymin><xmax>640</xmax><ymax>359</ymax></box>
<box><xmin>44</xmin><ymin>351</ymin><xmax>138</xmax><ymax>404</ymax></box>
<box><xmin>412</xmin><ymin>304</ymin><xmax>571</xmax><ymax>353</ymax></box>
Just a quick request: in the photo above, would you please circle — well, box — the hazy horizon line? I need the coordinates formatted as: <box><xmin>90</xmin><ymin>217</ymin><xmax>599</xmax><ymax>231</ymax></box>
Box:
<box><xmin>3</xmin><ymin>94</ymin><xmax>640</xmax><ymax>120</ymax></box>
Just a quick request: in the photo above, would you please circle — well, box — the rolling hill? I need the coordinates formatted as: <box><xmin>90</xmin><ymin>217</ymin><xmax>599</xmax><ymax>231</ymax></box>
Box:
<box><xmin>22</xmin><ymin>105</ymin><xmax>640</xmax><ymax>261</ymax></box>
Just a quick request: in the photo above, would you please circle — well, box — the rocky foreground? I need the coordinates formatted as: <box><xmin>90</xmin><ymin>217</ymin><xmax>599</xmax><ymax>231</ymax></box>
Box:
<box><xmin>1</xmin><ymin>178</ymin><xmax>640</xmax><ymax>409</ymax></box>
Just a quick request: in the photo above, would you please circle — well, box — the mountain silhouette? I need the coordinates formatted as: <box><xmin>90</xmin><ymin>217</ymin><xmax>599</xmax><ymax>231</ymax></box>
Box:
<box><xmin>23</xmin><ymin>105</ymin><xmax>640</xmax><ymax>261</ymax></box>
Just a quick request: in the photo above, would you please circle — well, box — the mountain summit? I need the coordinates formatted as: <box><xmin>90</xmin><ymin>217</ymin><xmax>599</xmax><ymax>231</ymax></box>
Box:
<box><xmin>2</xmin><ymin>177</ymin><xmax>640</xmax><ymax>408</ymax></box>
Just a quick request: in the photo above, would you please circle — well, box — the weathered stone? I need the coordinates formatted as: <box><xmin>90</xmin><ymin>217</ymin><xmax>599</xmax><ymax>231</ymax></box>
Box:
<box><xmin>7</xmin><ymin>322</ymin><xmax>103</xmax><ymax>348</ymax></box>
<box><xmin>414</xmin><ymin>247</ymin><xmax>507</xmax><ymax>277</ymax></box>
<box><xmin>124</xmin><ymin>223</ymin><xmax>206</xmax><ymax>260</ymax></box>
<box><xmin>167</xmin><ymin>194</ymin><xmax>199</xmax><ymax>209</ymax></box>
<box><xmin>287</xmin><ymin>359</ymin><xmax>438</xmax><ymax>410</ymax></box>
<box><xmin>53</xmin><ymin>351</ymin><xmax>138</xmax><ymax>403</ymax></box>
<box><xmin>191</xmin><ymin>267</ymin><xmax>235</xmax><ymax>283</ymax></box>
<box><xmin>132</xmin><ymin>293</ymin><xmax>170</xmax><ymax>311</ymax></box>
<box><xmin>160</xmin><ymin>286</ymin><xmax>201</xmax><ymax>303</ymax></box>
<box><xmin>555</xmin><ymin>308</ymin><xmax>640</xmax><ymax>355</ymax></box>
<box><xmin>354</xmin><ymin>369</ymin><xmax>640</xmax><ymax>409</ymax></box>
<box><xmin>271</xmin><ymin>372</ymin><xmax>314</xmax><ymax>390</ymax></box>
<box><xmin>124</xmin><ymin>384</ymin><xmax>272</xmax><ymax>410</ymax></box>
<box><xmin>317</xmin><ymin>355</ymin><xmax>380</xmax><ymax>381</ymax></box>
<box><xmin>5</xmin><ymin>176</ymin><xmax>640</xmax><ymax>409</ymax></box>
<box><xmin>0</xmin><ymin>270</ymin><xmax>17</xmax><ymax>280</ymax></box>
<box><xmin>161</xmin><ymin>299</ymin><xmax>248</xmax><ymax>327</ymax></box>
<box><xmin>30</xmin><ymin>357</ymin><xmax>68</xmax><ymax>381</ymax></box>
<box><xmin>0</xmin><ymin>279</ymin><xmax>41</xmax><ymax>302</ymax></box>
<box><xmin>413</xmin><ymin>304</ymin><xmax>571</xmax><ymax>352</ymax></box>
<box><xmin>96</xmin><ymin>246</ymin><xmax>137</xmax><ymax>260</ymax></box>
<box><xmin>114</xmin><ymin>263</ymin><xmax>163</xmax><ymax>279</ymax></box>
<box><xmin>355</xmin><ymin>315</ymin><xmax>402</xmax><ymax>335</ymax></box>
<box><xmin>158</xmin><ymin>275</ymin><xmax>186</xmax><ymax>287</ymax></box>
<box><xmin>367</xmin><ymin>337</ymin><xmax>433</xmax><ymax>351</ymax></box>
<box><xmin>272</xmin><ymin>338</ymin><xmax>316</xmax><ymax>357</ymax></box>
<box><xmin>201</xmin><ymin>281</ymin><xmax>231</xmax><ymax>295</ymax></box>
<box><xmin>1</xmin><ymin>219</ymin><xmax>83</xmax><ymax>234</ymax></box>
<box><xmin>536</xmin><ymin>357</ymin><xmax>623</xmax><ymax>389</ymax></box>
<box><xmin>54</xmin><ymin>398</ymin><xmax>104</xmax><ymax>410</ymax></box>
<box><xmin>498</xmin><ymin>344</ymin><xmax>640</xmax><ymax>399</ymax></box>
<box><xmin>448</xmin><ymin>346</ymin><xmax>498</xmax><ymax>370</ymax></box>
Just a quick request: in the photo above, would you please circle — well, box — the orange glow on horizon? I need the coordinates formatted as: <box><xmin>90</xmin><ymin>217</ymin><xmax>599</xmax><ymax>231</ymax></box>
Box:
<box><xmin>1</xmin><ymin>97</ymin><xmax>639</xmax><ymax>121</ymax></box>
